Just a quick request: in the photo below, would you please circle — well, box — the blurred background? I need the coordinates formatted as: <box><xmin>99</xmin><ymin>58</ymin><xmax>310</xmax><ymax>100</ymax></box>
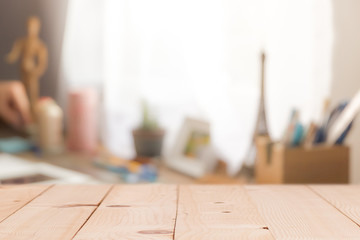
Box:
<box><xmin>0</xmin><ymin>0</ymin><xmax>359</xmax><ymax>184</ymax></box>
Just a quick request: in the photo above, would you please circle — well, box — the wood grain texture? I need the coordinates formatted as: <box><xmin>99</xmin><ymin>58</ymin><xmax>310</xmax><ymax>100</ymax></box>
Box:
<box><xmin>174</xmin><ymin>185</ymin><xmax>273</xmax><ymax>240</ymax></box>
<box><xmin>246</xmin><ymin>185</ymin><xmax>360</xmax><ymax>239</ymax></box>
<box><xmin>0</xmin><ymin>184</ymin><xmax>111</xmax><ymax>240</ymax></box>
<box><xmin>310</xmin><ymin>185</ymin><xmax>360</xmax><ymax>226</ymax></box>
<box><xmin>0</xmin><ymin>185</ymin><xmax>50</xmax><ymax>223</ymax></box>
<box><xmin>28</xmin><ymin>184</ymin><xmax>111</xmax><ymax>207</ymax></box>
<box><xmin>73</xmin><ymin>184</ymin><xmax>178</xmax><ymax>240</ymax></box>
<box><xmin>1</xmin><ymin>184</ymin><xmax>360</xmax><ymax>239</ymax></box>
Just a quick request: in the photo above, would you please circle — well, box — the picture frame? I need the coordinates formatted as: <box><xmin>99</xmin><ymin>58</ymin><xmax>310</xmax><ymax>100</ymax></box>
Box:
<box><xmin>166</xmin><ymin>118</ymin><xmax>217</xmax><ymax>178</ymax></box>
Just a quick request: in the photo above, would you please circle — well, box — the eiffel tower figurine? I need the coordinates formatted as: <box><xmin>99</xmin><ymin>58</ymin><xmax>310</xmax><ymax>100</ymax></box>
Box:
<box><xmin>242</xmin><ymin>51</ymin><xmax>270</xmax><ymax>168</ymax></box>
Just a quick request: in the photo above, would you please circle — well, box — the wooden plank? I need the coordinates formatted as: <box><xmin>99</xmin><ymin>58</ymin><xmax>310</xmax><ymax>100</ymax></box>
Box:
<box><xmin>73</xmin><ymin>184</ymin><xmax>177</xmax><ymax>240</ymax></box>
<box><xmin>174</xmin><ymin>185</ymin><xmax>273</xmax><ymax>240</ymax></box>
<box><xmin>246</xmin><ymin>185</ymin><xmax>360</xmax><ymax>239</ymax></box>
<box><xmin>310</xmin><ymin>185</ymin><xmax>360</xmax><ymax>226</ymax></box>
<box><xmin>0</xmin><ymin>184</ymin><xmax>111</xmax><ymax>240</ymax></box>
<box><xmin>0</xmin><ymin>185</ymin><xmax>50</xmax><ymax>223</ymax></box>
<box><xmin>28</xmin><ymin>184</ymin><xmax>111</xmax><ymax>207</ymax></box>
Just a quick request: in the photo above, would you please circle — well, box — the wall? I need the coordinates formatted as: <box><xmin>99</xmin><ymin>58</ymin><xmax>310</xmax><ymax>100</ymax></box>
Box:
<box><xmin>0</xmin><ymin>0</ymin><xmax>68</xmax><ymax>99</ymax></box>
<box><xmin>331</xmin><ymin>0</ymin><xmax>360</xmax><ymax>183</ymax></box>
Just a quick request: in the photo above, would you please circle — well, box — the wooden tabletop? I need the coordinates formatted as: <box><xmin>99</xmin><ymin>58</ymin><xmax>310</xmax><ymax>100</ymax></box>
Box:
<box><xmin>1</xmin><ymin>184</ymin><xmax>360</xmax><ymax>239</ymax></box>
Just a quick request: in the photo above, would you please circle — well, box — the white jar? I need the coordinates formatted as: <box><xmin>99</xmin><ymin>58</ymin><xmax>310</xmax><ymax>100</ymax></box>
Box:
<box><xmin>36</xmin><ymin>97</ymin><xmax>64</xmax><ymax>154</ymax></box>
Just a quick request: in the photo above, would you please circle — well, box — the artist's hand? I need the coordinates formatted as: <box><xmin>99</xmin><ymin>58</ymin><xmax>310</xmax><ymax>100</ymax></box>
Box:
<box><xmin>0</xmin><ymin>81</ymin><xmax>31</xmax><ymax>129</ymax></box>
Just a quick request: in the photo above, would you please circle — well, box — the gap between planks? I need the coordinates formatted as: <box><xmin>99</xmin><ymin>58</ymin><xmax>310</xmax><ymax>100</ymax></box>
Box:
<box><xmin>245</xmin><ymin>185</ymin><xmax>360</xmax><ymax>239</ymax></box>
<box><xmin>0</xmin><ymin>184</ymin><xmax>53</xmax><ymax>224</ymax></box>
<box><xmin>172</xmin><ymin>185</ymin><xmax>180</xmax><ymax>240</ymax></box>
<box><xmin>308</xmin><ymin>185</ymin><xmax>360</xmax><ymax>228</ymax></box>
<box><xmin>0</xmin><ymin>185</ymin><xmax>112</xmax><ymax>240</ymax></box>
<box><xmin>71</xmin><ymin>185</ymin><xmax>115</xmax><ymax>240</ymax></box>
<box><xmin>174</xmin><ymin>185</ymin><xmax>274</xmax><ymax>240</ymax></box>
<box><xmin>73</xmin><ymin>184</ymin><xmax>178</xmax><ymax>240</ymax></box>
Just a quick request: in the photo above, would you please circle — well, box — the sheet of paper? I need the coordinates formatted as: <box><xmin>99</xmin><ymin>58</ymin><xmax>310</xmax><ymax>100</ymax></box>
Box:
<box><xmin>0</xmin><ymin>154</ymin><xmax>95</xmax><ymax>184</ymax></box>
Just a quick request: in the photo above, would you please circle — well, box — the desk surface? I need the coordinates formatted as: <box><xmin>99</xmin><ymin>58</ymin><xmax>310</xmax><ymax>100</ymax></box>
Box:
<box><xmin>16</xmin><ymin>151</ymin><xmax>196</xmax><ymax>184</ymax></box>
<box><xmin>0</xmin><ymin>122</ymin><xmax>247</xmax><ymax>184</ymax></box>
<box><xmin>0</xmin><ymin>184</ymin><xmax>359</xmax><ymax>239</ymax></box>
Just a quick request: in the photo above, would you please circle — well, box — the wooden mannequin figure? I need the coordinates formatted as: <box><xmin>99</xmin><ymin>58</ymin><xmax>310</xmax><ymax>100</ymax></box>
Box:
<box><xmin>5</xmin><ymin>16</ymin><xmax>48</xmax><ymax>119</ymax></box>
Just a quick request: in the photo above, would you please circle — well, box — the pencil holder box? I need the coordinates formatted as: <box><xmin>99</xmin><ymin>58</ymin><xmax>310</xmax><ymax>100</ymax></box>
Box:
<box><xmin>255</xmin><ymin>136</ymin><xmax>349</xmax><ymax>183</ymax></box>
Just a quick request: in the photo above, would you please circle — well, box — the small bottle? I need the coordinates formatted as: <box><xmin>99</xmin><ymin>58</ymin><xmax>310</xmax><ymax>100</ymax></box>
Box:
<box><xmin>67</xmin><ymin>88</ymin><xmax>98</xmax><ymax>154</ymax></box>
<box><xmin>36</xmin><ymin>97</ymin><xmax>64</xmax><ymax>154</ymax></box>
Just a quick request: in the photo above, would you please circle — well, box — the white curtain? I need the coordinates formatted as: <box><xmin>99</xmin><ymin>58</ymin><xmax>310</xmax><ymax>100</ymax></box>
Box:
<box><xmin>60</xmin><ymin>0</ymin><xmax>333</xmax><ymax>175</ymax></box>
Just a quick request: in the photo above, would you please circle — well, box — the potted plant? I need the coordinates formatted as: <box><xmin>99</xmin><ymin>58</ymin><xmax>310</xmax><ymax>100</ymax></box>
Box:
<box><xmin>132</xmin><ymin>102</ymin><xmax>165</xmax><ymax>158</ymax></box>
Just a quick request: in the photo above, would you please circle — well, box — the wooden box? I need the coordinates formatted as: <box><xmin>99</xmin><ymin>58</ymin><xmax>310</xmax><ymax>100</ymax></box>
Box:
<box><xmin>255</xmin><ymin>137</ymin><xmax>349</xmax><ymax>184</ymax></box>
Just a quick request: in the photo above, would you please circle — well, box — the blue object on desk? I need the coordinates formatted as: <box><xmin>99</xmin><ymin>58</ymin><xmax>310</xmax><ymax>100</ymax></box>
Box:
<box><xmin>0</xmin><ymin>137</ymin><xmax>33</xmax><ymax>153</ymax></box>
<box><xmin>313</xmin><ymin>126</ymin><xmax>326</xmax><ymax>144</ymax></box>
<box><xmin>291</xmin><ymin>123</ymin><xmax>305</xmax><ymax>147</ymax></box>
<box><xmin>335</xmin><ymin>121</ymin><xmax>353</xmax><ymax>145</ymax></box>
<box><xmin>93</xmin><ymin>158</ymin><xmax>158</xmax><ymax>183</ymax></box>
<box><xmin>314</xmin><ymin>102</ymin><xmax>350</xmax><ymax>145</ymax></box>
